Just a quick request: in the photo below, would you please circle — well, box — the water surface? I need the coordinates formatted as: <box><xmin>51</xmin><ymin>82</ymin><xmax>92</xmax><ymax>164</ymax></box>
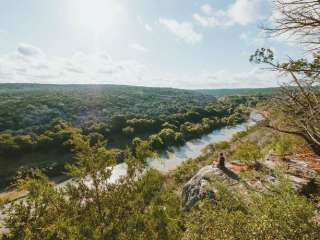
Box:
<box><xmin>111</xmin><ymin>112</ymin><xmax>261</xmax><ymax>180</ymax></box>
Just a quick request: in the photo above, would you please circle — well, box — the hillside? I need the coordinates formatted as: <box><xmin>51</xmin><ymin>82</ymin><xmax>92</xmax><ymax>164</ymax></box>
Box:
<box><xmin>196</xmin><ymin>87</ymin><xmax>280</xmax><ymax>96</ymax></box>
<box><xmin>0</xmin><ymin>83</ymin><xmax>261</xmax><ymax>190</ymax></box>
<box><xmin>0</xmin><ymin>84</ymin><xmax>216</xmax><ymax>132</ymax></box>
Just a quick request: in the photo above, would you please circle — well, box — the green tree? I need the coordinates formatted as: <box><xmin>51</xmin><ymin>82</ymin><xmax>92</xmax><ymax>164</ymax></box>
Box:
<box><xmin>3</xmin><ymin>133</ymin><xmax>182</xmax><ymax>239</ymax></box>
<box><xmin>232</xmin><ymin>141</ymin><xmax>262</xmax><ymax>165</ymax></box>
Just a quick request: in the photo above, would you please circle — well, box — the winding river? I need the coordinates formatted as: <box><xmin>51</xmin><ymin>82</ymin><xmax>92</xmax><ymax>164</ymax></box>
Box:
<box><xmin>108</xmin><ymin>111</ymin><xmax>262</xmax><ymax>182</ymax></box>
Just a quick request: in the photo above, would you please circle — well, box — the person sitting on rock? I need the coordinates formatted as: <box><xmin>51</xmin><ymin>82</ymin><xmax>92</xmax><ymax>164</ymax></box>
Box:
<box><xmin>217</xmin><ymin>152</ymin><xmax>225</xmax><ymax>169</ymax></box>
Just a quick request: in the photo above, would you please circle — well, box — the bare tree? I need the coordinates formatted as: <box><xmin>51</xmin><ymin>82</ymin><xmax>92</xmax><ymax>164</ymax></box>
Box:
<box><xmin>267</xmin><ymin>0</ymin><xmax>320</xmax><ymax>50</ymax></box>
<box><xmin>251</xmin><ymin>0</ymin><xmax>320</xmax><ymax>155</ymax></box>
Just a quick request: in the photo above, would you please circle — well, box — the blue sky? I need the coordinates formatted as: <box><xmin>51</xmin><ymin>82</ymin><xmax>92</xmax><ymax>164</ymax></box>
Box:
<box><xmin>0</xmin><ymin>0</ymin><xmax>304</xmax><ymax>88</ymax></box>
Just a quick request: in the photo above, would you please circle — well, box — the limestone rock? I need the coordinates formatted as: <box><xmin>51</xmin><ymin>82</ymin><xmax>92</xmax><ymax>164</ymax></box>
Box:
<box><xmin>181</xmin><ymin>165</ymin><xmax>241</xmax><ymax>210</ymax></box>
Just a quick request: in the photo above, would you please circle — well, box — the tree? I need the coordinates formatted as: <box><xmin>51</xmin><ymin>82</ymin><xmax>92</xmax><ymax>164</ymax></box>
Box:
<box><xmin>3</xmin><ymin>133</ymin><xmax>182</xmax><ymax>239</ymax></box>
<box><xmin>250</xmin><ymin>0</ymin><xmax>320</xmax><ymax>155</ymax></box>
<box><xmin>270</xmin><ymin>134</ymin><xmax>304</xmax><ymax>156</ymax></box>
<box><xmin>0</xmin><ymin>134</ymin><xmax>19</xmax><ymax>157</ymax></box>
<box><xmin>232</xmin><ymin>141</ymin><xmax>262</xmax><ymax>165</ymax></box>
<box><xmin>265</xmin><ymin>0</ymin><xmax>320</xmax><ymax>50</ymax></box>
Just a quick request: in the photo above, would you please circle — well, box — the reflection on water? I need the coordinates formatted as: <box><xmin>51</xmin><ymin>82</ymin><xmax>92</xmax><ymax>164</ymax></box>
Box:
<box><xmin>110</xmin><ymin>111</ymin><xmax>262</xmax><ymax>180</ymax></box>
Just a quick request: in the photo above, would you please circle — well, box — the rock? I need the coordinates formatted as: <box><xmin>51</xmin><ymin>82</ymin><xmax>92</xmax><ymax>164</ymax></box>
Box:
<box><xmin>286</xmin><ymin>159</ymin><xmax>317</xmax><ymax>179</ymax></box>
<box><xmin>254</xmin><ymin>159</ymin><xmax>318</xmax><ymax>193</ymax></box>
<box><xmin>181</xmin><ymin>159</ymin><xmax>320</xmax><ymax>211</ymax></box>
<box><xmin>181</xmin><ymin>165</ymin><xmax>241</xmax><ymax>210</ymax></box>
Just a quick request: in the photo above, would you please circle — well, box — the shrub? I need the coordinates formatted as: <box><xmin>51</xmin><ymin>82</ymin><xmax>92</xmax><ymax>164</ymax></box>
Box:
<box><xmin>270</xmin><ymin>134</ymin><xmax>304</xmax><ymax>156</ymax></box>
<box><xmin>232</xmin><ymin>141</ymin><xmax>262</xmax><ymax>165</ymax></box>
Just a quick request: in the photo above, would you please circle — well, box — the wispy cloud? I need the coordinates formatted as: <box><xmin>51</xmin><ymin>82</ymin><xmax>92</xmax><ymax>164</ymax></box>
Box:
<box><xmin>193</xmin><ymin>1</ymin><xmax>267</xmax><ymax>28</ymax></box>
<box><xmin>239</xmin><ymin>31</ymin><xmax>267</xmax><ymax>47</ymax></box>
<box><xmin>228</xmin><ymin>0</ymin><xmax>265</xmax><ymax>26</ymax></box>
<box><xmin>0</xmin><ymin>43</ymin><xmax>283</xmax><ymax>89</ymax></box>
<box><xmin>137</xmin><ymin>16</ymin><xmax>153</xmax><ymax>32</ymax></box>
<box><xmin>159</xmin><ymin>18</ymin><xmax>202</xmax><ymax>44</ymax></box>
<box><xmin>144</xmin><ymin>24</ymin><xmax>153</xmax><ymax>32</ymax></box>
<box><xmin>130</xmin><ymin>43</ymin><xmax>149</xmax><ymax>53</ymax></box>
<box><xmin>0</xmin><ymin>43</ymin><xmax>149</xmax><ymax>85</ymax></box>
<box><xmin>201</xmin><ymin>4</ymin><xmax>213</xmax><ymax>15</ymax></box>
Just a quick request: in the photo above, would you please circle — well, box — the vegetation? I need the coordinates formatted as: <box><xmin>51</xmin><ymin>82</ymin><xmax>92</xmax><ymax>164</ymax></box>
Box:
<box><xmin>2</xmin><ymin>126</ymin><xmax>320</xmax><ymax>239</ymax></box>
<box><xmin>270</xmin><ymin>134</ymin><xmax>305</xmax><ymax>156</ymax></box>
<box><xmin>184</xmin><ymin>184</ymin><xmax>319</xmax><ymax>240</ymax></box>
<box><xmin>2</xmin><ymin>134</ymin><xmax>183</xmax><ymax>240</ymax></box>
<box><xmin>232</xmin><ymin>141</ymin><xmax>262</xmax><ymax>165</ymax></box>
<box><xmin>0</xmin><ymin>84</ymin><xmax>258</xmax><ymax>189</ymax></box>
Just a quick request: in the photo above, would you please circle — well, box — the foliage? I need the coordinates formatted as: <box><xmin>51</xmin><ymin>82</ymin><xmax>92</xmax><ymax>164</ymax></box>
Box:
<box><xmin>3</xmin><ymin>125</ymin><xmax>320</xmax><ymax>239</ymax></box>
<box><xmin>0</xmin><ymin>84</ymin><xmax>257</xmax><ymax>189</ymax></box>
<box><xmin>2</xmin><ymin>134</ymin><xmax>183</xmax><ymax>240</ymax></box>
<box><xmin>231</xmin><ymin>126</ymin><xmax>257</xmax><ymax>143</ymax></box>
<box><xmin>183</xmin><ymin>181</ymin><xmax>320</xmax><ymax>240</ymax></box>
<box><xmin>203</xmin><ymin>141</ymin><xmax>230</xmax><ymax>156</ymax></box>
<box><xmin>171</xmin><ymin>159</ymin><xmax>199</xmax><ymax>185</ymax></box>
<box><xmin>232</xmin><ymin>141</ymin><xmax>262</xmax><ymax>164</ymax></box>
<box><xmin>270</xmin><ymin>134</ymin><xmax>304</xmax><ymax>156</ymax></box>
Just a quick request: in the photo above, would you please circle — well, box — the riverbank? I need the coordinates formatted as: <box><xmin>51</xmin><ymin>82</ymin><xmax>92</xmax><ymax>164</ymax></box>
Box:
<box><xmin>0</xmin><ymin>112</ymin><xmax>260</xmax><ymax>202</ymax></box>
<box><xmin>56</xmin><ymin>111</ymin><xmax>261</xmax><ymax>190</ymax></box>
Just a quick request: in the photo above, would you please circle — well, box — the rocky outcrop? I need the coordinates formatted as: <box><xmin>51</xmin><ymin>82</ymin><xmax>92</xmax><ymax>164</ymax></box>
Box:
<box><xmin>181</xmin><ymin>159</ymin><xmax>320</xmax><ymax>210</ymax></box>
<box><xmin>181</xmin><ymin>165</ymin><xmax>242</xmax><ymax>210</ymax></box>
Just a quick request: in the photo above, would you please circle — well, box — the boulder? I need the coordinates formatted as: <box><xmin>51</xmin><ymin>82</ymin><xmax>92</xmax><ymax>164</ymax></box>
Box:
<box><xmin>181</xmin><ymin>160</ymin><xmax>320</xmax><ymax>210</ymax></box>
<box><xmin>181</xmin><ymin>165</ymin><xmax>241</xmax><ymax>210</ymax></box>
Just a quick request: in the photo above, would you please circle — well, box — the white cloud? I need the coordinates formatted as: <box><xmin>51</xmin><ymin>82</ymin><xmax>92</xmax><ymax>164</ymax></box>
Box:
<box><xmin>159</xmin><ymin>18</ymin><xmax>203</xmax><ymax>44</ymax></box>
<box><xmin>137</xmin><ymin>16</ymin><xmax>153</xmax><ymax>32</ymax></box>
<box><xmin>267</xmin><ymin>3</ymin><xmax>305</xmax><ymax>48</ymax></box>
<box><xmin>145</xmin><ymin>24</ymin><xmax>153</xmax><ymax>32</ymax></box>
<box><xmin>130</xmin><ymin>43</ymin><xmax>149</xmax><ymax>53</ymax></box>
<box><xmin>192</xmin><ymin>13</ymin><xmax>221</xmax><ymax>27</ymax></box>
<box><xmin>146</xmin><ymin>68</ymin><xmax>281</xmax><ymax>89</ymax></box>
<box><xmin>0</xmin><ymin>44</ymin><xmax>281</xmax><ymax>89</ymax></box>
<box><xmin>201</xmin><ymin>4</ymin><xmax>213</xmax><ymax>15</ymax></box>
<box><xmin>193</xmin><ymin>0</ymin><xmax>266</xmax><ymax>28</ymax></box>
<box><xmin>0</xmin><ymin>43</ymin><xmax>150</xmax><ymax>85</ymax></box>
<box><xmin>193</xmin><ymin>6</ymin><xmax>230</xmax><ymax>28</ymax></box>
<box><xmin>182</xmin><ymin>68</ymin><xmax>281</xmax><ymax>89</ymax></box>
<box><xmin>227</xmin><ymin>0</ymin><xmax>264</xmax><ymax>26</ymax></box>
<box><xmin>239</xmin><ymin>31</ymin><xmax>267</xmax><ymax>47</ymax></box>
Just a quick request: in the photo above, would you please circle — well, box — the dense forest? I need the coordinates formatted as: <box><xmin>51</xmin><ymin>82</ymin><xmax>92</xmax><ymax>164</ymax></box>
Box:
<box><xmin>0</xmin><ymin>84</ymin><xmax>264</xmax><ymax>189</ymax></box>
<box><xmin>197</xmin><ymin>87</ymin><xmax>280</xmax><ymax>96</ymax></box>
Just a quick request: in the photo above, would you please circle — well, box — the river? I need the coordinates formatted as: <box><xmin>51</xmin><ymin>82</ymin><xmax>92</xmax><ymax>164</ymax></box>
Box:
<box><xmin>108</xmin><ymin>111</ymin><xmax>262</xmax><ymax>182</ymax></box>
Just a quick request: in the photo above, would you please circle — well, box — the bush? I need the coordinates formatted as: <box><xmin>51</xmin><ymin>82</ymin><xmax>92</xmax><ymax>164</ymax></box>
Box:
<box><xmin>270</xmin><ymin>134</ymin><xmax>304</xmax><ymax>156</ymax></box>
<box><xmin>184</xmin><ymin>181</ymin><xmax>320</xmax><ymax>240</ymax></box>
<box><xmin>232</xmin><ymin>141</ymin><xmax>262</xmax><ymax>165</ymax></box>
<box><xmin>171</xmin><ymin>159</ymin><xmax>199</xmax><ymax>184</ymax></box>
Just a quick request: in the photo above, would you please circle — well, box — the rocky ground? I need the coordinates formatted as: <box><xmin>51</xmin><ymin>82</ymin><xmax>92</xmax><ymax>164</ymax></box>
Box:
<box><xmin>181</xmin><ymin>154</ymin><xmax>320</xmax><ymax>222</ymax></box>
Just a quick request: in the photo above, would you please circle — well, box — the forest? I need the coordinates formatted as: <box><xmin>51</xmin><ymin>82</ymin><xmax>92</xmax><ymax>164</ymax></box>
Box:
<box><xmin>0</xmin><ymin>84</ymin><xmax>263</xmax><ymax>189</ymax></box>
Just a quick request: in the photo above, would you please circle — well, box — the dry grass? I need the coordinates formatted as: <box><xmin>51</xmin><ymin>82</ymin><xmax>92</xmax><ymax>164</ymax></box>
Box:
<box><xmin>294</xmin><ymin>145</ymin><xmax>320</xmax><ymax>173</ymax></box>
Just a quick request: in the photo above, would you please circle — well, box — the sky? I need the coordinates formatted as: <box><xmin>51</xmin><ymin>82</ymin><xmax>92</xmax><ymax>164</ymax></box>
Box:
<box><xmin>0</xmin><ymin>0</ymin><xmax>305</xmax><ymax>89</ymax></box>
